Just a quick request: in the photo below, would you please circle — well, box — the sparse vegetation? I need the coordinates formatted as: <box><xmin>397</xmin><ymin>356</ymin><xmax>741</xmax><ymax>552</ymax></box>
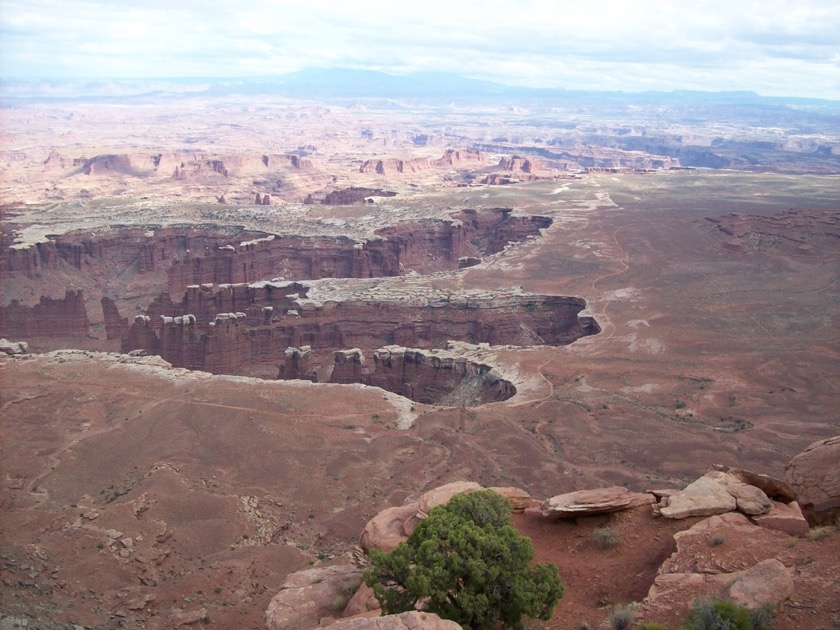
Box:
<box><xmin>809</xmin><ymin>526</ymin><xmax>832</xmax><ymax>541</ymax></box>
<box><xmin>365</xmin><ymin>490</ymin><xmax>563</xmax><ymax>629</ymax></box>
<box><xmin>675</xmin><ymin>401</ymin><xmax>687</xmax><ymax>409</ymax></box>
<box><xmin>683</xmin><ymin>597</ymin><xmax>774</xmax><ymax>630</ymax></box>
<box><xmin>638</xmin><ymin>624</ymin><xmax>673</xmax><ymax>630</ymax></box>
<box><xmin>608</xmin><ymin>603</ymin><xmax>636</xmax><ymax>630</ymax></box>
<box><xmin>710</xmin><ymin>534</ymin><xmax>726</xmax><ymax>546</ymax></box>
<box><xmin>592</xmin><ymin>526</ymin><xmax>622</xmax><ymax>550</ymax></box>
<box><xmin>787</xmin><ymin>536</ymin><xmax>798</xmax><ymax>548</ymax></box>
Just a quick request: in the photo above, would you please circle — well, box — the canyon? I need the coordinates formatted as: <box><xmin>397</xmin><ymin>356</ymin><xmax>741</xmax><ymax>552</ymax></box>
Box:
<box><xmin>0</xmin><ymin>208</ymin><xmax>595</xmax><ymax>403</ymax></box>
<box><xmin>1</xmin><ymin>81</ymin><xmax>839</xmax><ymax>629</ymax></box>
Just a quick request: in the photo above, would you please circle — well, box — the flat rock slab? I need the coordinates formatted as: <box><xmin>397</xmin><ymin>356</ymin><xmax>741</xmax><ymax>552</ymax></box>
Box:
<box><xmin>752</xmin><ymin>500</ymin><xmax>810</xmax><ymax>537</ymax></box>
<box><xmin>541</xmin><ymin>486</ymin><xmax>654</xmax><ymax>518</ymax></box>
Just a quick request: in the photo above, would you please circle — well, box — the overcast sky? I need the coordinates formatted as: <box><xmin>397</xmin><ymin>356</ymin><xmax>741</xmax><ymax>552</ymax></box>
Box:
<box><xmin>2</xmin><ymin>0</ymin><xmax>839</xmax><ymax>99</ymax></box>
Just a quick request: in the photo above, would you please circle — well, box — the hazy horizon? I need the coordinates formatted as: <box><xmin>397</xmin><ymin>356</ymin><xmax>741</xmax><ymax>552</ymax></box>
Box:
<box><xmin>2</xmin><ymin>0</ymin><xmax>839</xmax><ymax>100</ymax></box>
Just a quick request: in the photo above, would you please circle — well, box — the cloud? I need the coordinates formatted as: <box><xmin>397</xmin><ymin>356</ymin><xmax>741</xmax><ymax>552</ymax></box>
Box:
<box><xmin>1</xmin><ymin>0</ymin><xmax>839</xmax><ymax>98</ymax></box>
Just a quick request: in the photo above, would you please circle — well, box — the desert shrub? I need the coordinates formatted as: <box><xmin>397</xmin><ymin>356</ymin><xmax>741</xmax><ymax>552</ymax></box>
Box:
<box><xmin>592</xmin><ymin>526</ymin><xmax>622</xmax><ymax>549</ymax></box>
<box><xmin>365</xmin><ymin>489</ymin><xmax>563</xmax><ymax>629</ymax></box>
<box><xmin>808</xmin><ymin>526</ymin><xmax>832</xmax><ymax>541</ymax></box>
<box><xmin>683</xmin><ymin>597</ymin><xmax>774</xmax><ymax>630</ymax></box>
<box><xmin>710</xmin><ymin>534</ymin><xmax>726</xmax><ymax>546</ymax></box>
<box><xmin>639</xmin><ymin>624</ymin><xmax>674</xmax><ymax>630</ymax></box>
<box><xmin>609</xmin><ymin>604</ymin><xmax>636</xmax><ymax>630</ymax></box>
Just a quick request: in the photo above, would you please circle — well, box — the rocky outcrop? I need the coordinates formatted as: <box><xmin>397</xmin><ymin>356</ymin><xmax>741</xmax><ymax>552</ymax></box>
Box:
<box><xmin>102</xmin><ymin>296</ymin><xmax>129</xmax><ymax>340</ymax></box>
<box><xmin>329</xmin><ymin>612</ymin><xmax>462</xmax><ymax>629</ymax></box>
<box><xmin>433</xmin><ymin>149</ymin><xmax>484</xmax><ymax>167</ymax></box>
<box><xmin>0</xmin><ymin>290</ymin><xmax>89</xmax><ymax>340</ymax></box>
<box><xmin>642</xmin><ymin>512</ymin><xmax>794</xmax><ymax>623</ymax></box>
<box><xmin>43</xmin><ymin>151</ymin><xmax>311</xmax><ymax>181</ymax></box>
<box><xmin>0</xmin><ymin>338</ymin><xmax>28</xmax><ymax>355</ymax></box>
<box><xmin>785</xmin><ymin>435</ymin><xmax>840</xmax><ymax>524</ymax></box>
<box><xmin>499</xmin><ymin>155</ymin><xmax>538</xmax><ymax>173</ymax></box>
<box><xmin>472</xmin><ymin>142</ymin><xmax>681</xmax><ymax>171</ymax></box>
<box><xmin>264</xmin><ymin>565</ymin><xmax>363</xmax><ymax>630</ymax></box>
<box><xmin>659</xmin><ymin>470</ymin><xmax>771</xmax><ymax>519</ymax></box>
<box><xmin>360</xmin><ymin>149</ymin><xmax>500</xmax><ymax>174</ymax></box>
<box><xmin>541</xmin><ymin>486</ymin><xmax>654</xmax><ymax>518</ymax></box>
<box><xmin>304</xmin><ymin>187</ymin><xmax>397</xmax><ymax>205</ymax></box>
<box><xmin>359</xmin><ymin>158</ymin><xmax>431</xmax><ymax>174</ymax></box>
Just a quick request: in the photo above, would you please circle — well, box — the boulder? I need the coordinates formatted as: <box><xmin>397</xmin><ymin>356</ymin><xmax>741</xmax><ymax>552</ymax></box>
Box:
<box><xmin>660</xmin><ymin>471</ymin><xmax>771</xmax><ymax>519</ymax></box>
<box><xmin>541</xmin><ymin>486</ymin><xmax>654</xmax><ymax>518</ymax></box>
<box><xmin>785</xmin><ymin>435</ymin><xmax>840</xmax><ymax>524</ymax></box>
<box><xmin>361</xmin><ymin>483</ymin><xmax>507</xmax><ymax>554</ymax></box>
<box><xmin>342</xmin><ymin>583</ymin><xmax>379</xmax><ymax>617</ymax></box>
<box><xmin>265</xmin><ymin>565</ymin><xmax>363</xmax><ymax>630</ymax></box>
<box><xmin>712</xmin><ymin>465</ymin><xmax>796</xmax><ymax>502</ymax></box>
<box><xmin>660</xmin><ymin>474</ymin><xmax>736</xmax><ymax>519</ymax></box>
<box><xmin>726</xmin><ymin>480</ymin><xmax>772</xmax><ymax>516</ymax></box>
<box><xmin>726</xmin><ymin>558</ymin><xmax>794</xmax><ymax>609</ymax></box>
<box><xmin>329</xmin><ymin>611</ymin><xmax>462</xmax><ymax>629</ymax></box>
<box><xmin>359</xmin><ymin>503</ymin><xmax>419</xmax><ymax>553</ymax></box>
<box><xmin>488</xmin><ymin>486</ymin><xmax>536</xmax><ymax>512</ymax></box>
<box><xmin>417</xmin><ymin>481</ymin><xmax>483</xmax><ymax>517</ymax></box>
<box><xmin>751</xmin><ymin>500</ymin><xmax>810</xmax><ymax>537</ymax></box>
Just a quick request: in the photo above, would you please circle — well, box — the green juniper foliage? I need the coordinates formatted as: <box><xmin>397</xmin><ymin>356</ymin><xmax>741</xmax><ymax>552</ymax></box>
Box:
<box><xmin>364</xmin><ymin>490</ymin><xmax>563</xmax><ymax>629</ymax></box>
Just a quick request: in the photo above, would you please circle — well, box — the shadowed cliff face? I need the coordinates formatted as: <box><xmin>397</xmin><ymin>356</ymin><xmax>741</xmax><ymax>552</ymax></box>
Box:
<box><xmin>123</xmin><ymin>292</ymin><xmax>599</xmax><ymax>404</ymax></box>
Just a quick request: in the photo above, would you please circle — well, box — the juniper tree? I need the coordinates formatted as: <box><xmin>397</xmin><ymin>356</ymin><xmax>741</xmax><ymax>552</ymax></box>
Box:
<box><xmin>364</xmin><ymin>489</ymin><xmax>563</xmax><ymax>630</ymax></box>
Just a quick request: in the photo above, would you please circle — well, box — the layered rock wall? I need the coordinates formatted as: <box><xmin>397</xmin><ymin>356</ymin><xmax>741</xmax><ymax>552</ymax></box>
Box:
<box><xmin>123</xmin><ymin>293</ymin><xmax>598</xmax><ymax>381</ymax></box>
<box><xmin>0</xmin><ymin>290</ymin><xmax>89</xmax><ymax>339</ymax></box>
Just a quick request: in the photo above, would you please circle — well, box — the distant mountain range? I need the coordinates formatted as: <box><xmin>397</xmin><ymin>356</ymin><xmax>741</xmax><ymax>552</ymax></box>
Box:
<box><xmin>2</xmin><ymin>68</ymin><xmax>838</xmax><ymax>107</ymax></box>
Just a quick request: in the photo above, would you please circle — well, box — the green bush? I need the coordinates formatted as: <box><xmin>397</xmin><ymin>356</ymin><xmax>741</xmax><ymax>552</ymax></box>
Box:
<box><xmin>639</xmin><ymin>624</ymin><xmax>674</xmax><ymax>630</ymax></box>
<box><xmin>364</xmin><ymin>490</ymin><xmax>563</xmax><ymax>629</ymax></box>
<box><xmin>683</xmin><ymin>597</ymin><xmax>774</xmax><ymax>630</ymax></box>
